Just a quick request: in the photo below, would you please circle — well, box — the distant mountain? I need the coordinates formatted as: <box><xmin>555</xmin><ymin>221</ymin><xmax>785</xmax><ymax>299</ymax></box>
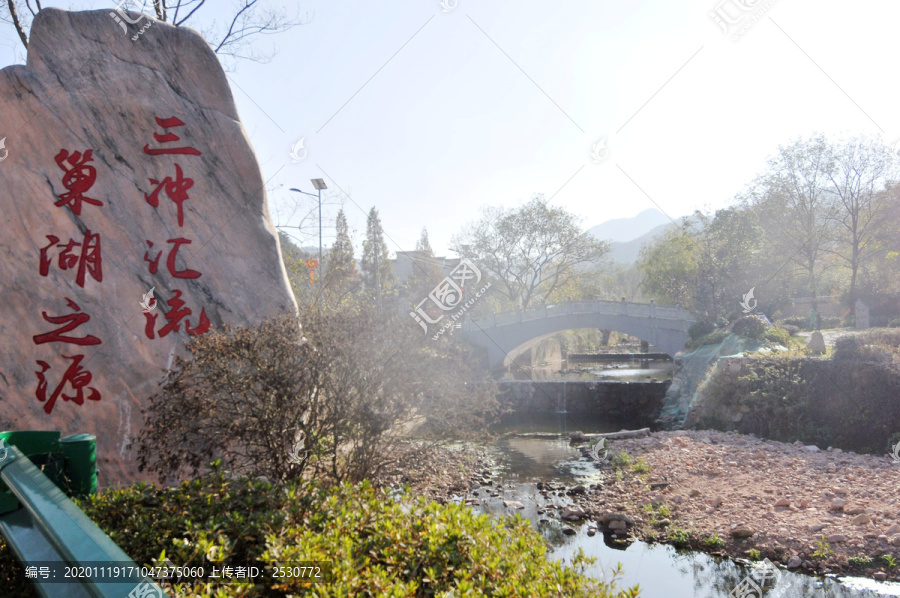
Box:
<box><xmin>606</xmin><ymin>222</ymin><xmax>671</xmax><ymax>264</ymax></box>
<box><xmin>588</xmin><ymin>209</ymin><xmax>672</xmax><ymax>244</ymax></box>
<box><xmin>588</xmin><ymin>209</ymin><xmax>692</xmax><ymax>265</ymax></box>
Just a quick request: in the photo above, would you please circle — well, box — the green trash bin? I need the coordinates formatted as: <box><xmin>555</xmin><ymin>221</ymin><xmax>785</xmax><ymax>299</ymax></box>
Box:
<box><xmin>60</xmin><ymin>434</ymin><xmax>98</xmax><ymax>498</ymax></box>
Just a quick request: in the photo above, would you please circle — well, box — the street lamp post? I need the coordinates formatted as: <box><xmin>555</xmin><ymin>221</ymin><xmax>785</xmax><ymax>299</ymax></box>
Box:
<box><xmin>289</xmin><ymin>178</ymin><xmax>328</xmax><ymax>265</ymax></box>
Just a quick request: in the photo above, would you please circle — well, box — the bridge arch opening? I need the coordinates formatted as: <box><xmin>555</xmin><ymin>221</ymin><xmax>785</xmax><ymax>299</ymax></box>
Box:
<box><xmin>499</xmin><ymin>328</ymin><xmax>674</xmax><ymax>382</ymax></box>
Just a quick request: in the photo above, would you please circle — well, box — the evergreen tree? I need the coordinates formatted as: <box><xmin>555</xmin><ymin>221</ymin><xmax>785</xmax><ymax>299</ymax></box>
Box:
<box><xmin>416</xmin><ymin>228</ymin><xmax>433</xmax><ymax>254</ymax></box>
<box><xmin>407</xmin><ymin>227</ymin><xmax>445</xmax><ymax>297</ymax></box>
<box><xmin>360</xmin><ymin>207</ymin><xmax>395</xmax><ymax>296</ymax></box>
<box><xmin>328</xmin><ymin>209</ymin><xmax>357</xmax><ymax>281</ymax></box>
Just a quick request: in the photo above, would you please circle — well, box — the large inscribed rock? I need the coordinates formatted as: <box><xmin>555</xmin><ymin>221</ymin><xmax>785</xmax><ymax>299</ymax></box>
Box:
<box><xmin>0</xmin><ymin>9</ymin><xmax>298</xmax><ymax>482</ymax></box>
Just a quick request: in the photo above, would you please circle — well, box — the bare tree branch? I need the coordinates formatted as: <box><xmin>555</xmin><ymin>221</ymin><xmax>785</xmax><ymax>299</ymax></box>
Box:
<box><xmin>7</xmin><ymin>0</ymin><xmax>27</xmax><ymax>48</ymax></box>
<box><xmin>215</xmin><ymin>0</ymin><xmax>258</xmax><ymax>53</ymax></box>
<box><xmin>174</xmin><ymin>0</ymin><xmax>206</xmax><ymax>27</ymax></box>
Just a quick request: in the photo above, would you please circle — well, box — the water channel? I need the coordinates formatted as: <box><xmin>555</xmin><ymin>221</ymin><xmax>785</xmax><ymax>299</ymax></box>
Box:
<box><xmin>461</xmin><ymin>354</ymin><xmax>900</xmax><ymax>597</ymax></box>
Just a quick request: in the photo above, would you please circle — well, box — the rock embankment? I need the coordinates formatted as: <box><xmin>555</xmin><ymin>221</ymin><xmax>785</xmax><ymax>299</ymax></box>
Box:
<box><xmin>575</xmin><ymin>430</ymin><xmax>900</xmax><ymax>580</ymax></box>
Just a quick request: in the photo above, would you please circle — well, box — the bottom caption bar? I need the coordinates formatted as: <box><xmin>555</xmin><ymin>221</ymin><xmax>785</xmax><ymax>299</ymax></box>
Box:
<box><xmin>23</xmin><ymin>560</ymin><xmax>333</xmax><ymax>584</ymax></box>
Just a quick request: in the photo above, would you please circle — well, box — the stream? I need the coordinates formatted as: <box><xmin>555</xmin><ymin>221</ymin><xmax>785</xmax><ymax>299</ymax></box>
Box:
<box><xmin>459</xmin><ymin>413</ymin><xmax>900</xmax><ymax>597</ymax></box>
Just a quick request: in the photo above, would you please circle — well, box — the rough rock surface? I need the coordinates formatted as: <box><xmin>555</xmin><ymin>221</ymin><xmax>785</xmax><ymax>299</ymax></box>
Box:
<box><xmin>574</xmin><ymin>430</ymin><xmax>900</xmax><ymax>579</ymax></box>
<box><xmin>0</xmin><ymin>9</ymin><xmax>297</xmax><ymax>482</ymax></box>
<box><xmin>807</xmin><ymin>331</ymin><xmax>827</xmax><ymax>354</ymax></box>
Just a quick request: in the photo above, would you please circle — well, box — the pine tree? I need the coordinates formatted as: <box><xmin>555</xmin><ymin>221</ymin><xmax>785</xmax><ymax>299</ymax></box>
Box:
<box><xmin>360</xmin><ymin>207</ymin><xmax>394</xmax><ymax>296</ymax></box>
<box><xmin>416</xmin><ymin>228</ymin><xmax>433</xmax><ymax>254</ymax></box>
<box><xmin>407</xmin><ymin>227</ymin><xmax>444</xmax><ymax>297</ymax></box>
<box><xmin>328</xmin><ymin>209</ymin><xmax>357</xmax><ymax>281</ymax></box>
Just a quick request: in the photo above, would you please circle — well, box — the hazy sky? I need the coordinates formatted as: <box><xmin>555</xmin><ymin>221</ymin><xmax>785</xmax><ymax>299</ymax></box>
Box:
<box><xmin>2</xmin><ymin>0</ymin><xmax>898</xmax><ymax>256</ymax></box>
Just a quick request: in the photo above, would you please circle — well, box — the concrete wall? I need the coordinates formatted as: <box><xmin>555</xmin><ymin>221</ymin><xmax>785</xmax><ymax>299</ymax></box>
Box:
<box><xmin>498</xmin><ymin>380</ymin><xmax>670</xmax><ymax>428</ymax></box>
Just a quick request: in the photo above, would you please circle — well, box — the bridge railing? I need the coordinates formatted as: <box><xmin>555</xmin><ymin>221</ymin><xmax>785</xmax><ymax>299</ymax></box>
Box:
<box><xmin>462</xmin><ymin>299</ymin><xmax>693</xmax><ymax>331</ymax></box>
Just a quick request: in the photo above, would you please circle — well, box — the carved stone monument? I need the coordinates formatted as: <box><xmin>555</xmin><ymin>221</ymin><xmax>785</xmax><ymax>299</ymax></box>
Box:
<box><xmin>0</xmin><ymin>9</ymin><xmax>297</xmax><ymax>482</ymax></box>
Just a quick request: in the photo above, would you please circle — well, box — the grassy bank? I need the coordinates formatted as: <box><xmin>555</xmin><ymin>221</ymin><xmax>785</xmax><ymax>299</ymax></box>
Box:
<box><xmin>0</xmin><ymin>467</ymin><xmax>639</xmax><ymax>597</ymax></box>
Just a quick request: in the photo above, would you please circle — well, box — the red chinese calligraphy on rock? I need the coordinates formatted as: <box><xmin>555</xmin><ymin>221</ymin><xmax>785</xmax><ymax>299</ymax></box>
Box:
<box><xmin>39</xmin><ymin>230</ymin><xmax>103</xmax><ymax>287</ymax></box>
<box><xmin>143</xmin><ymin>238</ymin><xmax>201</xmax><ymax>279</ymax></box>
<box><xmin>143</xmin><ymin>116</ymin><xmax>201</xmax><ymax>156</ymax></box>
<box><xmin>33</xmin><ymin>298</ymin><xmax>101</xmax><ymax>346</ymax></box>
<box><xmin>54</xmin><ymin>149</ymin><xmax>103</xmax><ymax>215</ymax></box>
<box><xmin>143</xmin><ymin>289</ymin><xmax>209</xmax><ymax>339</ymax></box>
<box><xmin>144</xmin><ymin>163</ymin><xmax>193</xmax><ymax>227</ymax></box>
<box><xmin>35</xmin><ymin>355</ymin><xmax>101</xmax><ymax>415</ymax></box>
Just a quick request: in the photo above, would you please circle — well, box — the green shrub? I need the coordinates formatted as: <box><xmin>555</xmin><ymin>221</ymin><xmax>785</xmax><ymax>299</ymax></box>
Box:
<box><xmin>701</xmin><ymin>534</ymin><xmax>725</xmax><ymax>550</ymax></box>
<box><xmin>833</xmin><ymin>332</ymin><xmax>897</xmax><ymax>362</ymax></box>
<box><xmin>0</xmin><ymin>470</ymin><xmax>639</xmax><ymax>598</ymax></box>
<box><xmin>780</xmin><ymin>316</ymin><xmax>809</xmax><ymax>328</ymax></box>
<box><xmin>731</xmin><ymin>315</ymin><xmax>769</xmax><ymax>339</ymax></box>
<box><xmin>667</xmin><ymin>527</ymin><xmax>692</xmax><ymax>548</ymax></box>
<box><xmin>833</xmin><ymin>335</ymin><xmax>861</xmax><ymax>360</ymax></box>
<box><xmin>763</xmin><ymin>326</ymin><xmax>792</xmax><ymax>346</ymax></box>
<box><xmin>689</xmin><ymin>321</ymin><xmax>715</xmax><ymax>340</ymax></box>
<box><xmin>881</xmin><ymin>554</ymin><xmax>897</xmax><ymax>568</ymax></box>
<box><xmin>812</xmin><ymin>536</ymin><xmax>834</xmax><ymax>559</ymax></box>
<box><xmin>686</xmin><ymin>328</ymin><xmax>730</xmax><ymax>350</ymax></box>
<box><xmin>848</xmin><ymin>556</ymin><xmax>874</xmax><ymax>568</ymax></box>
<box><xmin>610</xmin><ymin>452</ymin><xmax>633</xmax><ymax>469</ymax></box>
<box><xmin>822</xmin><ymin>316</ymin><xmax>842</xmax><ymax>329</ymax></box>
<box><xmin>747</xmin><ymin>548</ymin><xmax>762</xmax><ymax>561</ymax></box>
<box><xmin>630</xmin><ymin>458</ymin><xmax>651</xmax><ymax>474</ymax></box>
<box><xmin>889</xmin><ymin>318</ymin><xmax>900</xmax><ymax>328</ymax></box>
<box><xmin>781</xmin><ymin>324</ymin><xmax>800</xmax><ymax>336</ymax></box>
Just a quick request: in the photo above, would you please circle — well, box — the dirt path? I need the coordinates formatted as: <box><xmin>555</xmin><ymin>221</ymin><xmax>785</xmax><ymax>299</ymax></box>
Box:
<box><xmin>572</xmin><ymin>429</ymin><xmax>900</xmax><ymax>581</ymax></box>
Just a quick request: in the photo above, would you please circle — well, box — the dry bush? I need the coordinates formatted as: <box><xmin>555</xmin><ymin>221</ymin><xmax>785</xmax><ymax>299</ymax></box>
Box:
<box><xmin>136</xmin><ymin>296</ymin><xmax>500</xmax><ymax>485</ymax></box>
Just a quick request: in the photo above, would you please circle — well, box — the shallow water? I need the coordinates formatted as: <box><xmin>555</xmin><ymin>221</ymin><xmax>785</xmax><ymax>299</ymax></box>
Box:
<box><xmin>513</xmin><ymin>358</ymin><xmax>674</xmax><ymax>382</ymax></box>
<box><xmin>465</xmin><ymin>415</ymin><xmax>900</xmax><ymax>598</ymax></box>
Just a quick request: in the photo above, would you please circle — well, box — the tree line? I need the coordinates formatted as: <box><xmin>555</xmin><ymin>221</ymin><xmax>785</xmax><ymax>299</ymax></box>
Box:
<box><xmin>638</xmin><ymin>134</ymin><xmax>900</xmax><ymax>326</ymax></box>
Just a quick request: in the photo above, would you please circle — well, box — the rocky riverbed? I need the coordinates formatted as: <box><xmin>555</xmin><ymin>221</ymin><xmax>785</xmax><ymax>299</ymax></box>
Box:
<box><xmin>560</xmin><ymin>429</ymin><xmax>900</xmax><ymax>581</ymax></box>
<box><xmin>374</xmin><ymin>440</ymin><xmax>493</xmax><ymax>501</ymax></box>
<box><xmin>377</xmin><ymin>431</ymin><xmax>900</xmax><ymax>585</ymax></box>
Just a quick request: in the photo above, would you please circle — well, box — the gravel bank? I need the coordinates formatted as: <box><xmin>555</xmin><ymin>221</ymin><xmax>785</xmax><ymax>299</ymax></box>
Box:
<box><xmin>571</xmin><ymin>429</ymin><xmax>900</xmax><ymax>581</ymax></box>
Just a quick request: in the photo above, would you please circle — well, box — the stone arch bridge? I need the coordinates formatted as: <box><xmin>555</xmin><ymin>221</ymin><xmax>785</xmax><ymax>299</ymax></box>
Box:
<box><xmin>460</xmin><ymin>299</ymin><xmax>695</xmax><ymax>370</ymax></box>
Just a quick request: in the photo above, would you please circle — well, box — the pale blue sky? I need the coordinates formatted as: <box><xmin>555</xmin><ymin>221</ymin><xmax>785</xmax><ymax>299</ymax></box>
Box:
<box><xmin>3</xmin><ymin>0</ymin><xmax>898</xmax><ymax>256</ymax></box>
